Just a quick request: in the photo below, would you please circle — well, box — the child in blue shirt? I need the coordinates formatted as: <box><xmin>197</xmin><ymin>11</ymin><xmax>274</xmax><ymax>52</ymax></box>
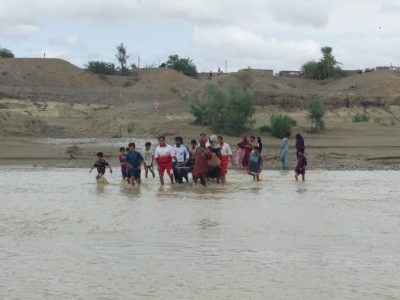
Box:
<box><xmin>125</xmin><ymin>143</ymin><xmax>144</xmax><ymax>185</ymax></box>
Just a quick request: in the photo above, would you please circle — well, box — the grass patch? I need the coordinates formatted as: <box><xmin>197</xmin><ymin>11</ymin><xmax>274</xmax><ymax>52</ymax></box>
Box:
<box><xmin>258</xmin><ymin>125</ymin><xmax>272</xmax><ymax>133</ymax></box>
<box><xmin>270</xmin><ymin>114</ymin><xmax>297</xmax><ymax>138</ymax></box>
<box><xmin>0</xmin><ymin>103</ymin><xmax>8</xmax><ymax>109</ymax></box>
<box><xmin>352</xmin><ymin>112</ymin><xmax>369</xmax><ymax>122</ymax></box>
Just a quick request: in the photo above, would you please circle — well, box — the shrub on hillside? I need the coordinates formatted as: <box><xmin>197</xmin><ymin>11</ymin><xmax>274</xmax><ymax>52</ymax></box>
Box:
<box><xmin>85</xmin><ymin>61</ymin><xmax>117</xmax><ymax>75</ymax></box>
<box><xmin>307</xmin><ymin>97</ymin><xmax>325</xmax><ymax>131</ymax></box>
<box><xmin>258</xmin><ymin>125</ymin><xmax>272</xmax><ymax>133</ymax></box>
<box><xmin>0</xmin><ymin>47</ymin><xmax>14</xmax><ymax>58</ymax></box>
<box><xmin>235</xmin><ymin>69</ymin><xmax>254</xmax><ymax>90</ymax></box>
<box><xmin>352</xmin><ymin>112</ymin><xmax>369</xmax><ymax>122</ymax></box>
<box><xmin>301</xmin><ymin>46</ymin><xmax>344</xmax><ymax>80</ymax></box>
<box><xmin>161</xmin><ymin>54</ymin><xmax>198</xmax><ymax>78</ymax></box>
<box><xmin>270</xmin><ymin>114</ymin><xmax>297</xmax><ymax>138</ymax></box>
<box><xmin>190</xmin><ymin>83</ymin><xmax>255</xmax><ymax>136</ymax></box>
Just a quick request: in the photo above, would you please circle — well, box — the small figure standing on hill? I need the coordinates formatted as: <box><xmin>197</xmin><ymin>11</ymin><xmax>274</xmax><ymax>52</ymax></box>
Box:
<box><xmin>153</xmin><ymin>97</ymin><xmax>160</xmax><ymax>110</ymax></box>
<box><xmin>90</xmin><ymin>152</ymin><xmax>112</xmax><ymax>181</ymax></box>
<box><xmin>295</xmin><ymin>150</ymin><xmax>307</xmax><ymax>182</ymax></box>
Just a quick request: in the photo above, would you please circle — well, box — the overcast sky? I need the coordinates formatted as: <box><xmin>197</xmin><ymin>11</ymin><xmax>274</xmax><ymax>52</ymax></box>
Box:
<box><xmin>1</xmin><ymin>0</ymin><xmax>399</xmax><ymax>72</ymax></box>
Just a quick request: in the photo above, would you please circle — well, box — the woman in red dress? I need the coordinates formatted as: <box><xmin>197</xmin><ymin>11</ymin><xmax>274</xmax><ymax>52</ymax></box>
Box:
<box><xmin>193</xmin><ymin>140</ymin><xmax>211</xmax><ymax>186</ymax></box>
<box><xmin>240</xmin><ymin>136</ymin><xmax>252</xmax><ymax>169</ymax></box>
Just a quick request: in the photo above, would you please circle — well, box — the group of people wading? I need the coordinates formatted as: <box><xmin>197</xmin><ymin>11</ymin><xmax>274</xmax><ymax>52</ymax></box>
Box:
<box><xmin>90</xmin><ymin>133</ymin><xmax>308</xmax><ymax>186</ymax></box>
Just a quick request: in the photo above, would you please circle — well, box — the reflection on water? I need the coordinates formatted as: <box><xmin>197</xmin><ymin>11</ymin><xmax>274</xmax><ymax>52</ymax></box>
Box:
<box><xmin>1</xmin><ymin>167</ymin><xmax>400</xmax><ymax>299</ymax></box>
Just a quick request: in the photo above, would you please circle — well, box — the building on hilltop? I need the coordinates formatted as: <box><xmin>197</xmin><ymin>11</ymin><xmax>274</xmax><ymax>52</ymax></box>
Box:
<box><xmin>278</xmin><ymin>70</ymin><xmax>301</xmax><ymax>78</ymax></box>
<box><xmin>238</xmin><ymin>68</ymin><xmax>273</xmax><ymax>76</ymax></box>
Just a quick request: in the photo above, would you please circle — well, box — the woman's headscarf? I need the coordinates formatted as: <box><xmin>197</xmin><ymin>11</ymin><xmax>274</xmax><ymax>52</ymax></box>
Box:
<box><xmin>295</xmin><ymin>133</ymin><xmax>305</xmax><ymax>149</ymax></box>
<box><xmin>209</xmin><ymin>135</ymin><xmax>220</xmax><ymax>150</ymax></box>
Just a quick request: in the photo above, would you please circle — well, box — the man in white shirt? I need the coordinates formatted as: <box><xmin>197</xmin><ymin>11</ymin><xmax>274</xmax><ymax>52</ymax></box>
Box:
<box><xmin>172</xmin><ymin>136</ymin><xmax>190</xmax><ymax>183</ymax></box>
<box><xmin>218</xmin><ymin>135</ymin><xmax>233</xmax><ymax>184</ymax></box>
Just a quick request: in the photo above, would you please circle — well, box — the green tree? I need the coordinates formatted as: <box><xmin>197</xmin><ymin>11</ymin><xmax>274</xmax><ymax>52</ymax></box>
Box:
<box><xmin>0</xmin><ymin>47</ymin><xmax>14</xmax><ymax>58</ymax></box>
<box><xmin>307</xmin><ymin>97</ymin><xmax>325</xmax><ymax>131</ymax></box>
<box><xmin>116</xmin><ymin>43</ymin><xmax>130</xmax><ymax>74</ymax></box>
<box><xmin>189</xmin><ymin>83</ymin><xmax>255</xmax><ymax>135</ymax></box>
<box><xmin>222</xmin><ymin>85</ymin><xmax>255</xmax><ymax>135</ymax></box>
<box><xmin>301</xmin><ymin>46</ymin><xmax>343</xmax><ymax>80</ymax></box>
<box><xmin>163</xmin><ymin>54</ymin><xmax>198</xmax><ymax>78</ymax></box>
<box><xmin>85</xmin><ymin>61</ymin><xmax>117</xmax><ymax>75</ymax></box>
<box><xmin>270</xmin><ymin>114</ymin><xmax>297</xmax><ymax>138</ymax></box>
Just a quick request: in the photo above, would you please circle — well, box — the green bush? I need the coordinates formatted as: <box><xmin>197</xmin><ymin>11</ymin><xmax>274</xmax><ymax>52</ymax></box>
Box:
<box><xmin>0</xmin><ymin>47</ymin><xmax>14</xmax><ymax>58</ymax></box>
<box><xmin>189</xmin><ymin>83</ymin><xmax>255</xmax><ymax>135</ymax></box>
<box><xmin>85</xmin><ymin>61</ymin><xmax>117</xmax><ymax>75</ymax></box>
<box><xmin>161</xmin><ymin>54</ymin><xmax>198</xmax><ymax>78</ymax></box>
<box><xmin>352</xmin><ymin>113</ymin><xmax>369</xmax><ymax>122</ymax></box>
<box><xmin>301</xmin><ymin>46</ymin><xmax>344</xmax><ymax>80</ymax></box>
<box><xmin>270</xmin><ymin>114</ymin><xmax>296</xmax><ymax>138</ymax></box>
<box><xmin>307</xmin><ymin>97</ymin><xmax>325</xmax><ymax>131</ymax></box>
<box><xmin>259</xmin><ymin>125</ymin><xmax>272</xmax><ymax>133</ymax></box>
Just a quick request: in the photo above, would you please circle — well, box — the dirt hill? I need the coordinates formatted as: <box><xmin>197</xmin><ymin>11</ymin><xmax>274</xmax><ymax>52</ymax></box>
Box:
<box><xmin>0</xmin><ymin>58</ymin><xmax>107</xmax><ymax>88</ymax></box>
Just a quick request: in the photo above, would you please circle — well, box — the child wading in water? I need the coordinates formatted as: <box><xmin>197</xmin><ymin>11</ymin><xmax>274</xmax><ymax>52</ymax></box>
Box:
<box><xmin>143</xmin><ymin>142</ymin><xmax>156</xmax><ymax>178</ymax></box>
<box><xmin>90</xmin><ymin>152</ymin><xmax>113</xmax><ymax>180</ymax></box>
<box><xmin>119</xmin><ymin>147</ymin><xmax>128</xmax><ymax>180</ymax></box>
<box><xmin>247</xmin><ymin>146</ymin><xmax>262</xmax><ymax>181</ymax></box>
<box><xmin>295</xmin><ymin>150</ymin><xmax>307</xmax><ymax>181</ymax></box>
<box><xmin>125</xmin><ymin>143</ymin><xmax>144</xmax><ymax>186</ymax></box>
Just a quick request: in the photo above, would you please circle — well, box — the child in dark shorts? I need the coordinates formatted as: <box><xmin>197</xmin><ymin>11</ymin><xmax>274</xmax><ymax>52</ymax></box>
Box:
<box><xmin>125</xmin><ymin>143</ymin><xmax>144</xmax><ymax>186</ymax></box>
<box><xmin>295</xmin><ymin>150</ymin><xmax>307</xmax><ymax>181</ymax></box>
<box><xmin>89</xmin><ymin>152</ymin><xmax>113</xmax><ymax>179</ymax></box>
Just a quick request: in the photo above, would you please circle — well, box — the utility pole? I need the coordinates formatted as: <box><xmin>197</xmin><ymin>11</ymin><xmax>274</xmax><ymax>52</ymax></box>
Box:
<box><xmin>138</xmin><ymin>56</ymin><xmax>140</xmax><ymax>69</ymax></box>
<box><xmin>225</xmin><ymin>59</ymin><xmax>228</xmax><ymax>73</ymax></box>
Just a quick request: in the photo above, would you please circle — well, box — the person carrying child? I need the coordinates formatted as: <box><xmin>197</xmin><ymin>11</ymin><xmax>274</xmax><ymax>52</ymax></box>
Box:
<box><xmin>295</xmin><ymin>150</ymin><xmax>307</xmax><ymax>182</ymax></box>
<box><xmin>247</xmin><ymin>146</ymin><xmax>262</xmax><ymax>181</ymax></box>
<box><xmin>193</xmin><ymin>140</ymin><xmax>211</xmax><ymax>186</ymax></box>
<box><xmin>142</xmin><ymin>142</ymin><xmax>156</xmax><ymax>178</ymax></box>
<box><xmin>90</xmin><ymin>152</ymin><xmax>113</xmax><ymax>180</ymax></box>
<box><xmin>125</xmin><ymin>143</ymin><xmax>144</xmax><ymax>186</ymax></box>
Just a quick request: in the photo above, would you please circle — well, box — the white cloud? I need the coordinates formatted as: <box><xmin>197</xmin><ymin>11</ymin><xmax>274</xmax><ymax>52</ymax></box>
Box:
<box><xmin>0</xmin><ymin>24</ymin><xmax>39</xmax><ymax>37</ymax></box>
<box><xmin>268</xmin><ymin>0</ymin><xmax>331</xmax><ymax>27</ymax></box>
<box><xmin>0</xmin><ymin>0</ymin><xmax>139</xmax><ymax>36</ymax></box>
<box><xmin>63</xmin><ymin>36</ymin><xmax>81</xmax><ymax>47</ymax></box>
<box><xmin>193</xmin><ymin>26</ymin><xmax>320</xmax><ymax>71</ymax></box>
<box><xmin>1</xmin><ymin>0</ymin><xmax>400</xmax><ymax>71</ymax></box>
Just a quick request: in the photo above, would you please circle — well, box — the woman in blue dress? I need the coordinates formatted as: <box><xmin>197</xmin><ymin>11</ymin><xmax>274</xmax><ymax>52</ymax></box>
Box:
<box><xmin>279</xmin><ymin>136</ymin><xmax>290</xmax><ymax>170</ymax></box>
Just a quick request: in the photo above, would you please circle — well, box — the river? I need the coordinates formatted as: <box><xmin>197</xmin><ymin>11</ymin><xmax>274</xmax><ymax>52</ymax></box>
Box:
<box><xmin>0</xmin><ymin>167</ymin><xmax>399</xmax><ymax>299</ymax></box>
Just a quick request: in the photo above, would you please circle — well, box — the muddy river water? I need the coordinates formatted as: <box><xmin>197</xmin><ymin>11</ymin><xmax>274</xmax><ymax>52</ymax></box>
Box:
<box><xmin>0</xmin><ymin>167</ymin><xmax>399</xmax><ymax>299</ymax></box>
